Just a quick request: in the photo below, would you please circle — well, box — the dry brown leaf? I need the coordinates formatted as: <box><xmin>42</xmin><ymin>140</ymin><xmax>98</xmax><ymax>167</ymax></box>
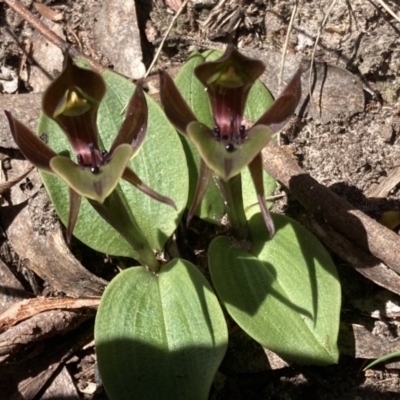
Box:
<box><xmin>33</xmin><ymin>2</ymin><xmax>63</xmax><ymax>21</ymax></box>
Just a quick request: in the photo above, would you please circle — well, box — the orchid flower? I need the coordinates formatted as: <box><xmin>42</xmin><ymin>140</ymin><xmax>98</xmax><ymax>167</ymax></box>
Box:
<box><xmin>6</xmin><ymin>56</ymin><xmax>175</xmax><ymax>258</ymax></box>
<box><xmin>160</xmin><ymin>45</ymin><xmax>303</xmax><ymax>237</ymax></box>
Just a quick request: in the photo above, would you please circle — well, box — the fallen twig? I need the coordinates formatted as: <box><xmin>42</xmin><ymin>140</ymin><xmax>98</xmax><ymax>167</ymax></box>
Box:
<box><xmin>310</xmin><ymin>218</ymin><xmax>400</xmax><ymax>296</ymax></box>
<box><xmin>2</xmin><ymin>0</ymin><xmax>105</xmax><ymax>71</ymax></box>
<box><xmin>374</xmin><ymin>0</ymin><xmax>400</xmax><ymax>25</ymax></box>
<box><xmin>262</xmin><ymin>141</ymin><xmax>400</xmax><ymax>286</ymax></box>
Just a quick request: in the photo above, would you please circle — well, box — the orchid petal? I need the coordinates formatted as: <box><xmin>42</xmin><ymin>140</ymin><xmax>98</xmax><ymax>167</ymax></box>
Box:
<box><xmin>42</xmin><ymin>55</ymin><xmax>106</xmax><ymax>163</ymax></box>
<box><xmin>195</xmin><ymin>45</ymin><xmax>265</xmax><ymax>89</ymax></box>
<box><xmin>187</xmin><ymin>159</ymin><xmax>213</xmax><ymax>226</ymax></box>
<box><xmin>187</xmin><ymin>121</ymin><xmax>273</xmax><ymax>181</ymax></box>
<box><xmin>109</xmin><ymin>80</ymin><xmax>148</xmax><ymax>155</ymax></box>
<box><xmin>159</xmin><ymin>70</ymin><xmax>197</xmax><ymax>135</ymax></box>
<box><xmin>122</xmin><ymin>167</ymin><xmax>177</xmax><ymax>210</ymax></box>
<box><xmin>248</xmin><ymin>155</ymin><xmax>275</xmax><ymax>238</ymax></box>
<box><xmin>5</xmin><ymin>111</ymin><xmax>56</xmax><ymax>172</ymax></box>
<box><xmin>194</xmin><ymin>45</ymin><xmax>265</xmax><ymax>134</ymax></box>
<box><xmin>50</xmin><ymin>144</ymin><xmax>133</xmax><ymax>203</ymax></box>
<box><xmin>66</xmin><ymin>188</ymin><xmax>82</xmax><ymax>245</ymax></box>
<box><xmin>255</xmin><ymin>67</ymin><xmax>303</xmax><ymax>133</ymax></box>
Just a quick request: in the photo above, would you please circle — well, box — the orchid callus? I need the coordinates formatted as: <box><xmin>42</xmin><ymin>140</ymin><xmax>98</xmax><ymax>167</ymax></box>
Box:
<box><xmin>6</xmin><ymin>56</ymin><xmax>175</xmax><ymax>246</ymax></box>
<box><xmin>160</xmin><ymin>45</ymin><xmax>303</xmax><ymax>237</ymax></box>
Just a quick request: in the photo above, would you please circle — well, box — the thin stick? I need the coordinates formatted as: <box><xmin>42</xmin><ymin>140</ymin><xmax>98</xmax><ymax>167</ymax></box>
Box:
<box><xmin>2</xmin><ymin>0</ymin><xmax>104</xmax><ymax>71</ymax></box>
<box><xmin>145</xmin><ymin>0</ymin><xmax>190</xmax><ymax>78</ymax></box>
<box><xmin>277</xmin><ymin>0</ymin><xmax>298</xmax><ymax>147</ymax></box>
<box><xmin>278</xmin><ymin>0</ymin><xmax>298</xmax><ymax>92</ymax></box>
<box><xmin>262</xmin><ymin>141</ymin><xmax>400</xmax><ymax>277</ymax></box>
<box><xmin>374</xmin><ymin>0</ymin><xmax>400</xmax><ymax>24</ymax></box>
<box><xmin>308</xmin><ymin>0</ymin><xmax>337</xmax><ymax>98</ymax></box>
<box><xmin>3</xmin><ymin>0</ymin><xmax>69</xmax><ymax>51</ymax></box>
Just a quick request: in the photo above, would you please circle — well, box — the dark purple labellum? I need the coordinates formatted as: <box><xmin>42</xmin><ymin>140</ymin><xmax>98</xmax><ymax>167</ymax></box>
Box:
<box><xmin>91</xmin><ymin>166</ymin><xmax>100</xmax><ymax>174</ymax></box>
<box><xmin>77</xmin><ymin>154</ymin><xmax>83</xmax><ymax>165</ymax></box>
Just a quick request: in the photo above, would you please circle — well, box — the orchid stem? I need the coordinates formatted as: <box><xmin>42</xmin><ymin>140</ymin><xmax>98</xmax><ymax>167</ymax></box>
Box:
<box><xmin>221</xmin><ymin>174</ymin><xmax>248</xmax><ymax>240</ymax></box>
<box><xmin>89</xmin><ymin>191</ymin><xmax>160</xmax><ymax>273</ymax></box>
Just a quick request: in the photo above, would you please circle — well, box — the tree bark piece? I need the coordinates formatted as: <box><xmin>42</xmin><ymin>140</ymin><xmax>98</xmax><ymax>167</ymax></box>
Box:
<box><xmin>0</xmin><ymin>308</ymin><xmax>94</xmax><ymax>356</ymax></box>
<box><xmin>0</xmin><ymin>258</ymin><xmax>30</xmax><ymax>315</ymax></box>
<box><xmin>365</xmin><ymin>165</ymin><xmax>400</xmax><ymax>198</ymax></box>
<box><xmin>0</xmin><ymin>297</ymin><xmax>100</xmax><ymax>333</ymax></box>
<box><xmin>3</xmin><ymin>186</ymin><xmax>107</xmax><ymax>298</ymax></box>
<box><xmin>0</xmin><ymin>322</ymin><xmax>93</xmax><ymax>400</ymax></box>
<box><xmin>310</xmin><ymin>218</ymin><xmax>400</xmax><ymax>296</ymax></box>
<box><xmin>262</xmin><ymin>142</ymin><xmax>400</xmax><ymax>279</ymax></box>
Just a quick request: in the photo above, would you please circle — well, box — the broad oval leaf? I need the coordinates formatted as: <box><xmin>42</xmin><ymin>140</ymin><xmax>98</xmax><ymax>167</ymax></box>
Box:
<box><xmin>175</xmin><ymin>50</ymin><xmax>276</xmax><ymax>224</ymax></box>
<box><xmin>95</xmin><ymin>259</ymin><xmax>228</xmax><ymax>400</ymax></box>
<box><xmin>208</xmin><ymin>213</ymin><xmax>341</xmax><ymax>365</ymax></box>
<box><xmin>38</xmin><ymin>62</ymin><xmax>188</xmax><ymax>257</ymax></box>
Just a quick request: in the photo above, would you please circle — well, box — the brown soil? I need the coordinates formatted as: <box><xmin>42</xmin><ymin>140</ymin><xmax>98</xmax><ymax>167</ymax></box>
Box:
<box><xmin>1</xmin><ymin>0</ymin><xmax>400</xmax><ymax>399</ymax></box>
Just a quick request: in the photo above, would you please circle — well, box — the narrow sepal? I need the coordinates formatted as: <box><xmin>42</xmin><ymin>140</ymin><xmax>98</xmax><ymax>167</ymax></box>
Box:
<box><xmin>109</xmin><ymin>80</ymin><xmax>148</xmax><ymax>155</ymax></box>
<box><xmin>248</xmin><ymin>155</ymin><xmax>275</xmax><ymax>238</ymax></box>
<box><xmin>66</xmin><ymin>188</ymin><xmax>82</xmax><ymax>245</ymax></box>
<box><xmin>159</xmin><ymin>70</ymin><xmax>197</xmax><ymax>135</ymax></box>
<box><xmin>255</xmin><ymin>67</ymin><xmax>303</xmax><ymax>133</ymax></box>
<box><xmin>122</xmin><ymin>167</ymin><xmax>177</xmax><ymax>210</ymax></box>
<box><xmin>50</xmin><ymin>144</ymin><xmax>133</xmax><ymax>203</ymax></box>
<box><xmin>187</xmin><ymin>159</ymin><xmax>212</xmax><ymax>226</ymax></box>
<box><xmin>187</xmin><ymin>121</ymin><xmax>273</xmax><ymax>181</ymax></box>
<box><xmin>5</xmin><ymin>111</ymin><xmax>56</xmax><ymax>172</ymax></box>
<box><xmin>194</xmin><ymin>44</ymin><xmax>265</xmax><ymax>89</ymax></box>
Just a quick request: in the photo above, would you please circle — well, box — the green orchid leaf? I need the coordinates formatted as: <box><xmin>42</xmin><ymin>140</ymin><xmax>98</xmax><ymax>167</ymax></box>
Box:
<box><xmin>176</xmin><ymin>51</ymin><xmax>214</xmax><ymax>127</ymax></box>
<box><xmin>208</xmin><ymin>213</ymin><xmax>341</xmax><ymax>365</ymax></box>
<box><xmin>50</xmin><ymin>144</ymin><xmax>133</xmax><ymax>203</ymax></box>
<box><xmin>95</xmin><ymin>259</ymin><xmax>228</xmax><ymax>400</ymax></box>
<box><xmin>187</xmin><ymin>121</ymin><xmax>273</xmax><ymax>181</ymax></box>
<box><xmin>39</xmin><ymin>63</ymin><xmax>188</xmax><ymax>257</ymax></box>
<box><xmin>175</xmin><ymin>50</ymin><xmax>276</xmax><ymax>224</ymax></box>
